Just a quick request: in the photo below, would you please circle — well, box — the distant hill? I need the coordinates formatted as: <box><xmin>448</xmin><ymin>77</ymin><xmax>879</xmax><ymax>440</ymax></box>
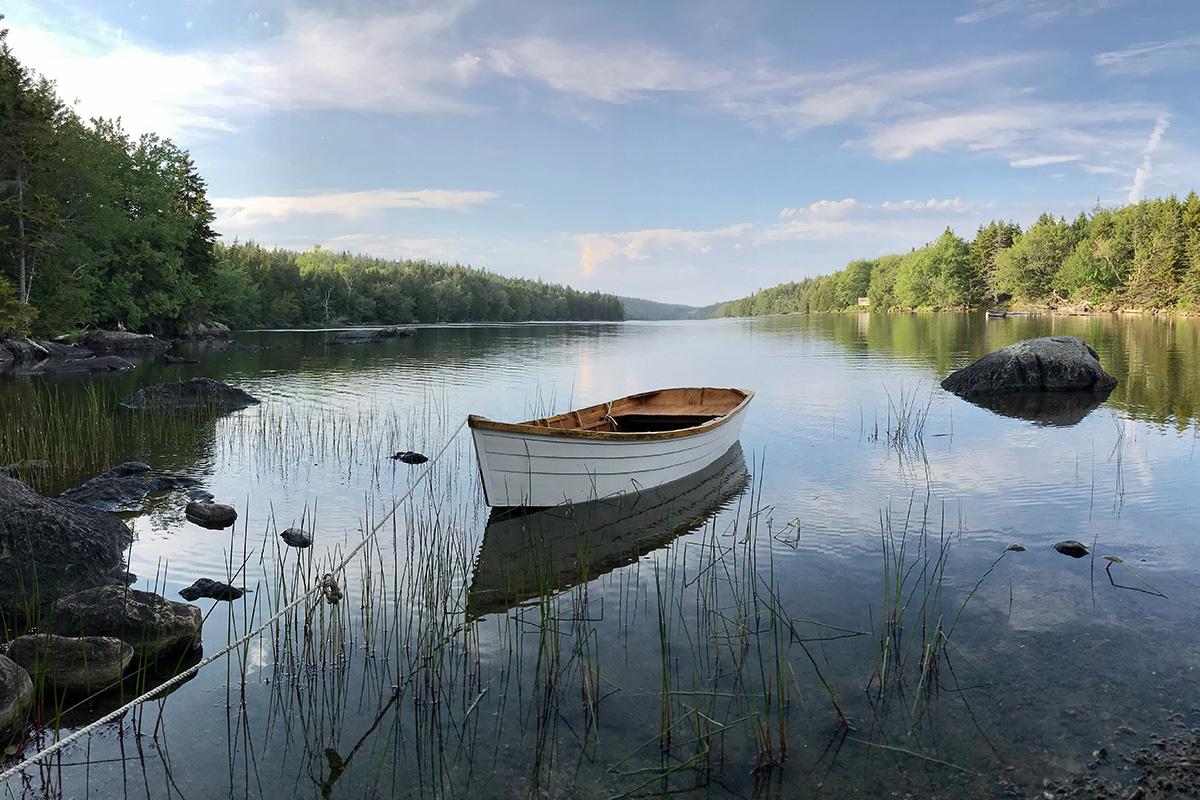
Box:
<box><xmin>618</xmin><ymin>296</ymin><xmax>698</xmax><ymax>320</ymax></box>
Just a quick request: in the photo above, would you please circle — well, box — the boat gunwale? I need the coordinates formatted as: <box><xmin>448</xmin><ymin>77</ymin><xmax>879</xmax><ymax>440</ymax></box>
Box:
<box><xmin>468</xmin><ymin>388</ymin><xmax>754</xmax><ymax>442</ymax></box>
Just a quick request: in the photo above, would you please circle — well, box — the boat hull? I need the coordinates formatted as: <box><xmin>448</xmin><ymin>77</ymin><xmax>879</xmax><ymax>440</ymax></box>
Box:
<box><xmin>470</xmin><ymin>391</ymin><xmax>751</xmax><ymax>507</ymax></box>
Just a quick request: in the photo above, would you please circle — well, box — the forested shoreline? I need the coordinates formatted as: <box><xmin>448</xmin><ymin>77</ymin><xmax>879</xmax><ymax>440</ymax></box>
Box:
<box><xmin>704</xmin><ymin>196</ymin><xmax>1200</xmax><ymax>319</ymax></box>
<box><xmin>0</xmin><ymin>26</ymin><xmax>621</xmax><ymax>339</ymax></box>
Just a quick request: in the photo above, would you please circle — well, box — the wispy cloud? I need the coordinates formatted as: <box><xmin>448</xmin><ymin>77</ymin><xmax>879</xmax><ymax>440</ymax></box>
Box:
<box><xmin>1094</xmin><ymin>35</ymin><xmax>1200</xmax><ymax>76</ymax></box>
<box><xmin>1128</xmin><ymin>115</ymin><xmax>1170</xmax><ymax>203</ymax></box>
<box><xmin>2</xmin><ymin>1</ymin><xmax>483</xmax><ymax>139</ymax></box>
<box><xmin>212</xmin><ymin>189</ymin><xmax>498</xmax><ymax>228</ymax></box>
<box><xmin>955</xmin><ymin>0</ymin><xmax>1123</xmax><ymax>26</ymax></box>
<box><xmin>1009</xmin><ymin>154</ymin><xmax>1082</xmax><ymax>167</ymax></box>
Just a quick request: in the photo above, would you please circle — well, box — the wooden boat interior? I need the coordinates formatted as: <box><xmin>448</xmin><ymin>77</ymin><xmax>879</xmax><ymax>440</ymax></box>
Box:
<box><xmin>522</xmin><ymin>388</ymin><xmax>749</xmax><ymax>434</ymax></box>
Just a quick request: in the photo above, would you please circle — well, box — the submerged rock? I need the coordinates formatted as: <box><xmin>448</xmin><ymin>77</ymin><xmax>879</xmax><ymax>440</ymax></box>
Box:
<box><xmin>163</xmin><ymin>354</ymin><xmax>200</xmax><ymax>365</ymax></box>
<box><xmin>390</xmin><ymin>450</ymin><xmax>429</xmax><ymax>464</ymax></box>
<box><xmin>1005</xmin><ymin>543</ymin><xmax>1027</xmax><ymax>552</ymax></box>
<box><xmin>58</xmin><ymin>462</ymin><xmax>200</xmax><ymax>512</ymax></box>
<box><xmin>179</xmin><ymin>578</ymin><xmax>246</xmax><ymax>602</ymax></box>
<box><xmin>78</xmin><ymin>330</ymin><xmax>170</xmax><ymax>354</ymax></box>
<box><xmin>20</xmin><ymin>355</ymin><xmax>136</xmax><ymax>376</ymax></box>
<box><xmin>0</xmin><ymin>475</ymin><xmax>134</xmax><ymax>616</ymax></box>
<box><xmin>0</xmin><ymin>655</ymin><xmax>34</xmax><ymax>738</ymax></box>
<box><xmin>280</xmin><ymin>528</ymin><xmax>312</xmax><ymax>548</ymax></box>
<box><xmin>119</xmin><ymin>377</ymin><xmax>260</xmax><ymax>412</ymax></box>
<box><xmin>185</xmin><ymin>501</ymin><xmax>237</xmax><ymax>529</ymax></box>
<box><xmin>7</xmin><ymin>634</ymin><xmax>133</xmax><ymax>692</ymax></box>
<box><xmin>941</xmin><ymin>336</ymin><xmax>1117</xmax><ymax>398</ymax></box>
<box><xmin>1054</xmin><ymin>540</ymin><xmax>1090</xmax><ymax>558</ymax></box>
<box><xmin>43</xmin><ymin>585</ymin><xmax>203</xmax><ymax>662</ymax></box>
<box><xmin>333</xmin><ymin>326</ymin><xmax>416</xmax><ymax>344</ymax></box>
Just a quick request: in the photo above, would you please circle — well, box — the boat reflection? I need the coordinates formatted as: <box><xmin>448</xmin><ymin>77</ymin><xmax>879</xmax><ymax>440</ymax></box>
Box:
<box><xmin>963</xmin><ymin>389</ymin><xmax>1112</xmax><ymax>427</ymax></box>
<box><xmin>467</xmin><ymin>443</ymin><xmax>750</xmax><ymax>619</ymax></box>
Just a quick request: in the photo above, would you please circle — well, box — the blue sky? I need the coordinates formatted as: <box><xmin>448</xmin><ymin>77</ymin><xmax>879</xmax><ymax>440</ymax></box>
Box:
<box><xmin>4</xmin><ymin>0</ymin><xmax>1198</xmax><ymax>305</ymax></box>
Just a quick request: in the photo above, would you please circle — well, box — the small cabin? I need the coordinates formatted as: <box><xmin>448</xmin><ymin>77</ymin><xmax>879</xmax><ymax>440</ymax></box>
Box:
<box><xmin>857</xmin><ymin>297</ymin><xmax>871</xmax><ymax>307</ymax></box>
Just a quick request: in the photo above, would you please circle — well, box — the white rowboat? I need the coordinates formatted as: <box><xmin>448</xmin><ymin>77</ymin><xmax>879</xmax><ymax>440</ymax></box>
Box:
<box><xmin>468</xmin><ymin>387</ymin><xmax>753</xmax><ymax>508</ymax></box>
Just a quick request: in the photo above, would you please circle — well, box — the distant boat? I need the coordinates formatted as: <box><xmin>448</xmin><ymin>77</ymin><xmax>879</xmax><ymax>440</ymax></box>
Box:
<box><xmin>468</xmin><ymin>387</ymin><xmax>753</xmax><ymax>508</ymax></box>
<box><xmin>467</xmin><ymin>443</ymin><xmax>750</xmax><ymax>618</ymax></box>
<box><xmin>986</xmin><ymin>309</ymin><xmax>1008</xmax><ymax>318</ymax></box>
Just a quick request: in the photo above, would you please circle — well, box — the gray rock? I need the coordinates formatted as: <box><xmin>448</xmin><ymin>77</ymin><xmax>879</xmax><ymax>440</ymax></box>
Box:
<box><xmin>7</xmin><ymin>634</ymin><xmax>133</xmax><ymax>692</ymax></box>
<box><xmin>0</xmin><ymin>655</ymin><xmax>33</xmax><ymax>738</ymax></box>
<box><xmin>280</xmin><ymin>528</ymin><xmax>312</xmax><ymax>548</ymax></box>
<box><xmin>1054</xmin><ymin>540</ymin><xmax>1090</xmax><ymax>558</ymax></box>
<box><xmin>186</xmin><ymin>488</ymin><xmax>215</xmax><ymax>503</ymax></box>
<box><xmin>181</xmin><ymin>321</ymin><xmax>231</xmax><ymax>341</ymax></box>
<box><xmin>185</xmin><ymin>501</ymin><xmax>237</xmax><ymax>529</ymax></box>
<box><xmin>390</xmin><ymin>450</ymin><xmax>428</xmax><ymax>464</ymax></box>
<box><xmin>940</xmin><ymin>336</ymin><xmax>1118</xmax><ymax>398</ymax></box>
<box><xmin>78</xmin><ymin>330</ymin><xmax>170</xmax><ymax>354</ymax></box>
<box><xmin>179</xmin><ymin>578</ymin><xmax>245</xmax><ymax>601</ymax></box>
<box><xmin>0</xmin><ymin>475</ymin><xmax>134</xmax><ymax>616</ymax></box>
<box><xmin>0</xmin><ymin>338</ymin><xmax>49</xmax><ymax>363</ymax></box>
<box><xmin>58</xmin><ymin>462</ymin><xmax>200</xmax><ymax>512</ymax></box>
<box><xmin>21</xmin><ymin>355</ymin><xmax>136</xmax><ymax>376</ymax></box>
<box><xmin>42</xmin><ymin>586</ymin><xmax>203</xmax><ymax>662</ymax></box>
<box><xmin>333</xmin><ymin>326</ymin><xmax>416</xmax><ymax>344</ymax></box>
<box><xmin>119</xmin><ymin>377</ymin><xmax>260</xmax><ymax>412</ymax></box>
<box><xmin>35</xmin><ymin>341</ymin><xmax>92</xmax><ymax>359</ymax></box>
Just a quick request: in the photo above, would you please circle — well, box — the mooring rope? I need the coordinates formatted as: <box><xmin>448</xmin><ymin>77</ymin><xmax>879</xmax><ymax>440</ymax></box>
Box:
<box><xmin>0</xmin><ymin>417</ymin><xmax>469</xmax><ymax>785</ymax></box>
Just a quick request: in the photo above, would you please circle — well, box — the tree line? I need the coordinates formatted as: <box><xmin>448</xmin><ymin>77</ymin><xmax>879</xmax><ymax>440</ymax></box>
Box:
<box><xmin>0</xmin><ymin>24</ymin><xmax>621</xmax><ymax>338</ymax></box>
<box><xmin>703</xmin><ymin>195</ymin><xmax>1200</xmax><ymax>318</ymax></box>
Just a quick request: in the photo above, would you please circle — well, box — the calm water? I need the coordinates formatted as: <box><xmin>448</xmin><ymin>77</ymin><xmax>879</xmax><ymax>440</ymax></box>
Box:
<box><xmin>3</xmin><ymin>313</ymin><xmax>1200</xmax><ymax>799</ymax></box>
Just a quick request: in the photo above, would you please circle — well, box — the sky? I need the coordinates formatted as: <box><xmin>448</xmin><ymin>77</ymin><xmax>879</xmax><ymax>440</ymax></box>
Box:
<box><xmin>3</xmin><ymin>0</ymin><xmax>1199</xmax><ymax>306</ymax></box>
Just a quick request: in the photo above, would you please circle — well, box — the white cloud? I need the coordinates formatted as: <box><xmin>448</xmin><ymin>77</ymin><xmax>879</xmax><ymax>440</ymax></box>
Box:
<box><xmin>1128</xmin><ymin>115</ymin><xmax>1170</xmax><ymax>203</ymax></box>
<box><xmin>1</xmin><ymin>1</ymin><xmax>483</xmax><ymax>139</ymax></box>
<box><xmin>481</xmin><ymin>37</ymin><xmax>726</xmax><ymax>103</ymax></box>
<box><xmin>1009</xmin><ymin>154</ymin><xmax>1082</xmax><ymax>167</ymax></box>
<box><xmin>212</xmin><ymin>189</ymin><xmax>498</xmax><ymax>228</ymax></box>
<box><xmin>1094</xmin><ymin>35</ymin><xmax>1200</xmax><ymax>76</ymax></box>
<box><xmin>955</xmin><ymin>0</ymin><xmax>1123</xmax><ymax>25</ymax></box>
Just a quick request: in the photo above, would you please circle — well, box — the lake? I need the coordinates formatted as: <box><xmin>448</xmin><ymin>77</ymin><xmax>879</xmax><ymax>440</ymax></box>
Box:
<box><xmin>3</xmin><ymin>312</ymin><xmax>1200</xmax><ymax>799</ymax></box>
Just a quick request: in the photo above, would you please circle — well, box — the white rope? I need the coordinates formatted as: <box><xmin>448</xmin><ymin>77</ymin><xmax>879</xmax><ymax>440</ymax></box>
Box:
<box><xmin>0</xmin><ymin>418</ymin><xmax>469</xmax><ymax>784</ymax></box>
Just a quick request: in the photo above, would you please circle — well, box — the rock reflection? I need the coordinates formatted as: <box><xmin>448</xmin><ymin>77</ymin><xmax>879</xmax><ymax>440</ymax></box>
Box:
<box><xmin>961</xmin><ymin>389</ymin><xmax>1112</xmax><ymax>426</ymax></box>
<box><xmin>467</xmin><ymin>443</ymin><xmax>750</xmax><ymax>619</ymax></box>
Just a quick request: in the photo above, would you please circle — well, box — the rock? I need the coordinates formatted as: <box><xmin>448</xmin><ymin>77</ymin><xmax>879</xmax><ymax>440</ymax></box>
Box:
<box><xmin>7</xmin><ymin>634</ymin><xmax>133</xmax><ymax>692</ymax></box>
<box><xmin>42</xmin><ymin>586</ymin><xmax>203</xmax><ymax>662</ymax></box>
<box><xmin>163</xmin><ymin>354</ymin><xmax>200</xmax><ymax>365</ymax></box>
<box><xmin>78</xmin><ymin>330</ymin><xmax>170</xmax><ymax>355</ymax></box>
<box><xmin>35</xmin><ymin>341</ymin><xmax>92</xmax><ymax>359</ymax></box>
<box><xmin>940</xmin><ymin>336</ymin><xmax>1118</xmax><ymax>398</ymax></box>
<box><xmin>21</xmin><ymin>355</ymin><xmax>136</xmax><ymax>376</ymax></box>
<box><xmin>0</xmin><ymin>345</ymin><xmax>10</xmax><ymax>369</ymax></box>
<box><xmin>181</xmin><ymin>321</ymin><xmax>231</xmax><ymax>341</ymax></box>
<box><xmin>58</xmin><ymin>461</ymin><xmax>200</xmax><ymax>512</ymax></box>
<box><xmin>1005</xmin><ymin>543</ymin><xmax>1027</xmax><ymax>552</ymax></box>
<box><xmin>186</xmin><ymin>488</ymin><xmax>215</xmax><ymax>503</ymax></box>
<box><xmin>119</xmin><ymin>377</ymin><xmax>260</xmax><ymax>412</ymax></box>
<box><xmin>0</xmin><ymin>475</ymin><xmax>134</xmax><ymax>616</ymax></box>
<box><xmin>0</xmin><ymin>655</ymin><xmax>34</xmax><ymax>738</ymax></box>
<box><xmin>185</xmin><ymin>501</ymin><xmax>237</xmax><ymax>529</ymax></box>
<box><xmin>333</xmin><ymin>326</ymin><xmax>416</xmax><ymax>344</ymax></box>
<box><xmin>390</xmin><ymin>451</ymin><xmax>429</xmax><ymax>464</ymax></box>
<box><xmin>280</xmin><ymin>528</ymin><xmax>312</xmax><ymax>548</ymax></box>
<box><xmin>0</xmin><ymin>337</ymin><xmax>50</xmax><ymax>363</ymax></box>
<box><xmin>1054</xmin><ymin>540</ymin><xmax>1090</xmax><ymax>558</ymax></box>
<box><xmin>179</xmin><ymin>578</ymin><xmax>245</xmax><ymax>601</ymax></box>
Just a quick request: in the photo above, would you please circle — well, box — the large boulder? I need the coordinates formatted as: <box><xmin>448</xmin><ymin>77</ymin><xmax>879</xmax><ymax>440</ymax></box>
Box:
<box><xmin>0</xmin><ymin>655</ymin><xmax>34</xmax><ymax>738</ymax></box>
<box><xmin>58</xmin><ymin>462</ymin><xmax>201</xmax><ymax>512</ymax></box>
<box><xmin>118</xmin><ymin>377</ymin><xmax>260</xmax><ymax>412</ymax></box>
<box><xmin>941</xmin><ymin>336</ymin><xmax>1118</xmax><ymax>398</ymax></box>
<box><xmin>78</xmin><ymin>330</ymin><xmax>170</xmax><ymax>354</ymax></box>
<box><xmin>42</xmin><ymin>586</ymin><xmax>203</xmax><ymax>662</ymax></box>
<box><xmin>0</xmin><ymin>475</ymin><xmax>134</xmax><ymax>616</ymax></box>
<box><xmin>333</xmin><ymin>326</ymin><xmax>415</xmax><ymax>344</ymax></box>
<box><xmin>0</xmin><ymin>338</ymin><xmax>49</xmax><ymax>364</ymax></box>
<box><xmin>7</xmin><ymin>634</ymin><xmax>133</xmax><ymax>692</ymax></box>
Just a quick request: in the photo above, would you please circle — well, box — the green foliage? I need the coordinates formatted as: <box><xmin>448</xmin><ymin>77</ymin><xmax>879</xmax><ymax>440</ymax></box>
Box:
<box><xmin>0</xmin><ymin>275</ymin><xmax>35</xmax><ymax>336</ymax></box>
<box><xmin>893</xmin><ymin>229</ymin><xmax>975</xmax><ymax>309</ymax></box>
<box><xmin>210</xmin><ymin>242</ymin><xmax>624</xmax><ymax>327</ymax></box>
